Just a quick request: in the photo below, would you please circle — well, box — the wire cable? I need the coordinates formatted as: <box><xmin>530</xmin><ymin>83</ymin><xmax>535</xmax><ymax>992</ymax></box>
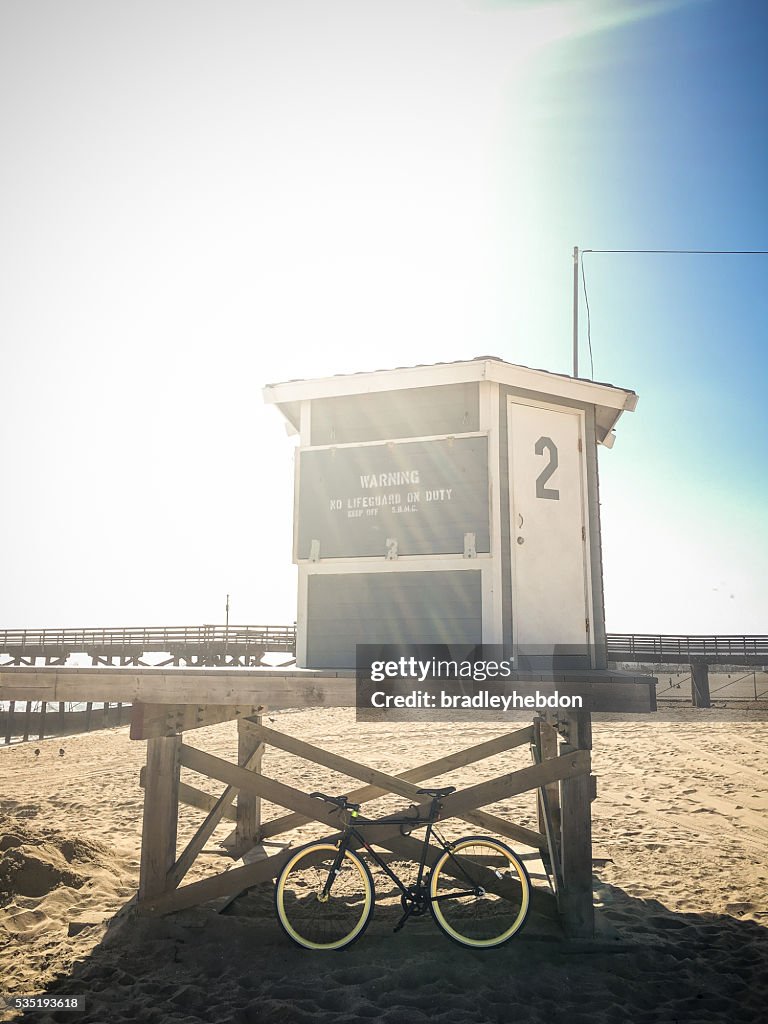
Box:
<box><xmin>577</xmin><ymin>248</ymin><xmax>768</xmax><ymax>379</ymax></box>
<box><xmin>581</xmin><ymin>249</ymin><xmax>768</xmax><ymax>255</ymax></box>
<box><xmin>580</xmin><ymin>256</ymin><xmax>594</xmax><ymax>380</ymax></box>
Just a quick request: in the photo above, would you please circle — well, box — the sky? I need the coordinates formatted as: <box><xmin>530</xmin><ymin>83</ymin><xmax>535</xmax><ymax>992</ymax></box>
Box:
<box><xmin>1</xmin><ymin>0</ymin><xmax>766</xmax><ymax>635</ymax></box>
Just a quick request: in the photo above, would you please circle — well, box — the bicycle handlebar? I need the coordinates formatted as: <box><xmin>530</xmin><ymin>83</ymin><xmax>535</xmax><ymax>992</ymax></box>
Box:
<box><xmin>309</xmin><ymin>791</ymin><xmax>361</xmax><ymax>813</ymax></box>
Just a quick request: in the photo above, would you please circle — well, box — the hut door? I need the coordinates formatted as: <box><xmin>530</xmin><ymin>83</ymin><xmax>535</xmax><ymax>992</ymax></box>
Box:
<box><xmin>507</xmin><ymin>399</ymin><xmax>592</xmax><ymax>660</ymax></box>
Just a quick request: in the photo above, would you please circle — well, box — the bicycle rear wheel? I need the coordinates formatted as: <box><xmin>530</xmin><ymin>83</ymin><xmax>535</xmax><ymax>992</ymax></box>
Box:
<box><xmin>429</xmin><ymin>836</ymin><xmax>531</xmax><ymax>948</ymax></box>
<box><xmin>275</xmin><ymin>842</ymin><xmax>374</xmax><ymax>951</ymax></box>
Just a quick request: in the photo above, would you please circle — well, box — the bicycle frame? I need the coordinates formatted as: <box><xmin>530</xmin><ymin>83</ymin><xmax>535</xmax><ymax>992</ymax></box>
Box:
<box><xmin>320</xmin><ymin>805</ymin><xmax>479</xmax><ymax>908</ymax></box>
<box><xmin>276</xmin><ymin>799</ymin><xmax>533</xmax><ymax>950</ymax></box>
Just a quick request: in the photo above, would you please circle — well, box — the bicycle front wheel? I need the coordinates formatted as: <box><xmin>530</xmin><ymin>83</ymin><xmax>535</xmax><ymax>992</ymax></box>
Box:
<box><xmin>429</xmin><ymin>836</ymin><xmax>531</xmax><ymax>948</ymax></box>
<box><xmin>275</xmin><ymin>842</ymin><xmax>374</xmax><ymax>951</ymax></box>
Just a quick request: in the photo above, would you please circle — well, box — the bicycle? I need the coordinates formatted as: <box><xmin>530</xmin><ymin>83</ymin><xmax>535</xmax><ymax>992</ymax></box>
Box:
<box><xmin>274</xmin><ymin>787</ymin><xmax>531</xmax><ymax>951</ymax></box>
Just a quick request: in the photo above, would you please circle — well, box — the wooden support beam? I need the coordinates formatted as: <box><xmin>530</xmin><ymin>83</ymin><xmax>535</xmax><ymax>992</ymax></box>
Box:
<box><xmin>558</xmin><ymin>710</ymin><xmax>594</xmax><ymax>939</ymax></box>
<box><xmin>38</xmin><ymin>701</ymin><xmax>46</xmax><ymax>740</ymax></box>
<box><xmin>532</xmin><ymin>720</ymin><xmax>564</xmax><ymax>895</ymax></box>
<box><xmin>690</xmin><ymin>659</ymin><xmax>711</xmax><ymax>708</ymax></box>
<box><xmin>235</xmin><ymin>715</ymin><xmax>263</xmax><ymax>854</ymax></box>
<box><xmin>244</xmin><ymin>721</ymin><xmax>545</xmax><ymax>849</ymax></box>
<box><xmin>179</xmin><ymin>743</ymin><xmax>587</xmax><ymax>845</ymax></box>
<box><xmin>259</xmin><ymin>727</ymin><xmax>535</xmax><ymax>839</ymax></box>
<box><xmin>139</xmin><ymin>767</ymin><xmax>237</xmax><ymax>821</ymax></box>
<box><xmin>1</xmin><ymin>666</ymin><xmax>657</xmax><ymax>713</ymax></box>
<box><xmin>139</xmin><ymin>736</ymin><xmax>181</xmax><ymax>901</ymax></box>
<box><xmin>23</xmin><ymin>700</ymin><xmax>32</xmax><ymax>743</ymax></box>
<box><xmin>130</xmin><ymin>701</ymin><xmax>266</xmax><ymax>740</ymax></box>
<box><xmin>536</xmin><ymin>717</ymin><xmax>562</xmax><ymax>836</ymax></box>
<box><xmin>167</xmin><ymin>741</ymin><xmax>264</xmax><ymax>889</ymax></box>
<box><xmin>4</xmin><ymin>701</ymin><xmax>15</xmax><ymax>745</ymax></box>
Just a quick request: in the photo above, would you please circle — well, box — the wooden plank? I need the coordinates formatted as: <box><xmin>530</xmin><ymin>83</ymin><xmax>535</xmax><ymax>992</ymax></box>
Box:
<box><xmin>235</xmin><ymin>715</ymin><xmax>263</xmax><ymax>853</ymax></box>
<box><xmin>691</xmin><ymin>659</ymin><xmax>711</xmax><ymax>708</ymax></box>
<box><xmin>0</xmin><ymin>667</ymin><xmax>657</xmax><ymax>713</ymax></box>
<box><xmin>4</xmin><ymin>701</ymin><xmax>15</xmax><ymax>744</ymax></box>
<box><xmin>130</xmin><ymin>701</ymin><xmax>266</xmax><ymax>740</ymax></box>
<box><xmin>138</xmin><ymin>768</ymin><xmax>237</xmax><ymax>822</ymax></box>
<box><xmin>259</xmin><ymin>726</ymin><xmax>535</xmax><ymax>839</ymax></box>
<box><xmin>139</xmin><ymin>736</ymin><xmax>181</xmax><ymax>901</ymax></box>
<box><xmin>558</xmin><ymin>710</ymin><xmax>594</xmax><ymax>939</ymax></box>
<box><xmin>167</xmin><ymin>742</ymin><xmax>264</xmax><ymax>889</ymax></box>
<box><xmin>532</xmin><ymin>721</ymin><xmax>564</xmax><ymax>895</ymax></box>
<box><xmin>244</xmin><ymin>722</ymin><xmax>545</xmax><ymax>849</ymax></box>
<box><xmin>179</xmin><ymin>744</ymin><xmax>587</xmax><ymax>842</ymax></box>
<box><xmin>536</xmin><ymin>717</ymin><xmax>562</xmax><ymax>835</ymax></box>
<box><xmin>443</xmin><ymin>749</ymin><xmax>590</xmax><ymax>819</ymax></box>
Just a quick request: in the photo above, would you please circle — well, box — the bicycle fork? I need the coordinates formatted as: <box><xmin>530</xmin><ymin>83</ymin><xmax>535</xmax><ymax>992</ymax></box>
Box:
<box><xmin>320</xmin><ymin>840</ymin><xmax>351</xmax><ymax>901</ymax></box>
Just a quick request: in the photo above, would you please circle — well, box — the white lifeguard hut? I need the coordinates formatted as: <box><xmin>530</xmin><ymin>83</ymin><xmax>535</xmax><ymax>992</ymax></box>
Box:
<box><xmin>263</xmin><ymin>356</ymin><xmax>638</xmax><ymax>670</ymax></box>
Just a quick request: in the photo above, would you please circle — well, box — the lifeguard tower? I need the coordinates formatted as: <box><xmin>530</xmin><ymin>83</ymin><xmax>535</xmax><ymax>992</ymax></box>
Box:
<box><xmin>263</xmin><ymin>356</ymin><xmax>636</xmax><ymax>672</ymax></box>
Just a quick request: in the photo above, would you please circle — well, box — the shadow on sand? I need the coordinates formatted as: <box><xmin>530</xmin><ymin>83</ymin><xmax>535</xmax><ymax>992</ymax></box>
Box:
<box><xmin>9</xmin><ymin>879</ymin><xmax>768</xmax><ymax>1024</ymax></box>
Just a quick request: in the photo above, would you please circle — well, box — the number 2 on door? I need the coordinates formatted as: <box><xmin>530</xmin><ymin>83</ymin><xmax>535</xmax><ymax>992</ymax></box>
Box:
<box><xmin>535</xmin><ymin>437</ymin><xmax>559</xmax><ymax>500</ymax></box>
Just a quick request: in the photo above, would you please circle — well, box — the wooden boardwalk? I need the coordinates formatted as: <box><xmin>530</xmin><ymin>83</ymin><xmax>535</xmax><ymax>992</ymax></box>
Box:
<box><xmin>2</xmin><ymin>624</ymin><xmax>765</xmax><ymax>669</ymax></box>
<box><xmin>0</xmin><ymin>624</ymin><xmax>295</xmax><ymax>667</ymax></box>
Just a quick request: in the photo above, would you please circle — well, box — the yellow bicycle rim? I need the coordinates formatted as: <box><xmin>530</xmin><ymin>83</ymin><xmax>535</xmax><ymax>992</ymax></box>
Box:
<box><xmin>430</xmin><ymin>838</ymin><xmax>530</xmax><ymax>948</ymax></box>
<box><xmin>276</xmin><ymin>843</ymin><xmax>373</xmax><ymax>950</ymax></box>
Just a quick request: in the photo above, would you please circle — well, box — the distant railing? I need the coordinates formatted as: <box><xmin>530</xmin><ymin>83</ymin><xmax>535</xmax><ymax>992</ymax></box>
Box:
<box><xmin>0</xmin><ymin>624</ymin><xmax>297</xmax><ymax>654</ymax></box>
<box><xmin>606</xmin><ymin>634</ymin><xmax>768</xmax><ymax>664</ymax></box>
<box><xmin>2</xmin><ymin>627</ymin><xmax>766</xmax><ymax>665</ymax></box>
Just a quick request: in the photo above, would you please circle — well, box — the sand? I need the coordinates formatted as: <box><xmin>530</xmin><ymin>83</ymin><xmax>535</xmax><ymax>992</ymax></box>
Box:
<box><xmin>1</xmin><ymin>709</ymin><xmax>767</xmax><ymax>1023</ymax></box>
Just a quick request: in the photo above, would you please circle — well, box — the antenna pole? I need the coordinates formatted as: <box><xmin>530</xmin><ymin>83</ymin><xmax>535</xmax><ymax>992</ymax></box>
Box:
<box><xmin>572</xmin><ymin>245</ymin><xmax>579</xmax><ymax>378</ymax></box>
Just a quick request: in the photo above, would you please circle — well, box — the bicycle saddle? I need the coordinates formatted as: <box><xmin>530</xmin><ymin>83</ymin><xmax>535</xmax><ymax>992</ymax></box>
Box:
<box><xmin>309</xmin><ymin>792</ymin><xmax>361</xmax><ymax>812</ymax></box>
<box><xmin>416</xmin><ymin>786</ymin><xmax>456</xmax><ymax>798</ymax></box>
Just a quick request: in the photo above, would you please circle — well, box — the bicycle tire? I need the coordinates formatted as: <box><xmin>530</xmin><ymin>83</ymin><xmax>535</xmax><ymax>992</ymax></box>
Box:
<box><xmin>429</xmin><ymin>835</ymin><xmax>531</xmax><ymax>948</ymax></box>
<box><xmin>275</xmin><ymin>842</ymin><xmax>375</xmax><ymax>951</ymax></box>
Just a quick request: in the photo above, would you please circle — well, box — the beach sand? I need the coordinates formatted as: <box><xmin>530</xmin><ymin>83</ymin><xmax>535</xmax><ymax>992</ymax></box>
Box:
<box><xmin>1</xmin><ymin>709</ymin><xmax>767</xmax><ymax>1023</ymax></box>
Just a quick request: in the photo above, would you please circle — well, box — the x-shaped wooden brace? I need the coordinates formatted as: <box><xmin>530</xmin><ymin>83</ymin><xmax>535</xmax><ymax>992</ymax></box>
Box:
<box><xmin>140</xmin><ymin>726</ymin><xmax>589</xmax><ymax>919</ymax></box>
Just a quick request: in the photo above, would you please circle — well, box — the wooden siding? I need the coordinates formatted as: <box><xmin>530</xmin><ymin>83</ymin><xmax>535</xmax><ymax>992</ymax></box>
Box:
<box><xmin>306</xmin><ymin>570</ymin><xmax>483</xmax><ymax>668</ymax></box>
<box><xmin>310</xmin><ymin>383</ymin><xmax>480</xmax><ymax>445</ymax></box>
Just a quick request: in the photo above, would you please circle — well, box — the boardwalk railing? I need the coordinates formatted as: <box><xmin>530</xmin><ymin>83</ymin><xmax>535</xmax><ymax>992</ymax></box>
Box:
<box><xmin>2</xmin><ymin>626</ymin><xmax>765</xmax><ymax>666</ymax></box>
<box><xmin>606</xmin><ymin>634</ymin><xmax>768</xmax><ymax>665</ymax></box>
<box><xmin>0</xmin><ymin>624</ymin><xmax>297</xmax><ymax>655</ymax></box>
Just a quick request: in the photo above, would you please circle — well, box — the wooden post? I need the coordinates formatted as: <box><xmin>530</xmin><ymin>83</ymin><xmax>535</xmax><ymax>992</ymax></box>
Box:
<box><xmin>23</xmin><ymin>701</ymin><xmax>32</xmax><ymax>743</ymax></box>
<box><xmin>235</xmin><ymin>714</ymin><xmax>263</xmax><ymax>854</ymax></box>
<box><xmin>139</xmin><ymin>736</ymin><xmax>181</xmax><ymax>901</ymax></box>
<box><xmin>4</xmin><ymin>701</ymin><xmax>15</xmax><ymax>745</ymax></box>
<box><xmin>536</xmin><ymin>716</ymin><xmax>561</xmax><ymax>835</ymax></box>
<box><xmin>58</xmin><ymin>701</ymin><xmax>66</xmax><ymax>736</ymax></box>
<box><xmin>85</xmin><ymin>702</ymin><xmax>93</xmax><ymax>732</ymax></box>
<box><xmin>691</xmin><ymin>659</ymin><xmax>711</xmax><ymax>707</ymax></box>
<box><xmin>534</xmin><ymin>716</ymin><xmax>563</xmax><ymax>894</ymax></box>
<box><xmin>38</xmin><ymin>702</ymin><xmax>47</xmax><ymax>740</ymax></box>
<box><xmin>558</xmin><ymin>710</ymin><xmax>594</xmax><ymax>939</ymax></box>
